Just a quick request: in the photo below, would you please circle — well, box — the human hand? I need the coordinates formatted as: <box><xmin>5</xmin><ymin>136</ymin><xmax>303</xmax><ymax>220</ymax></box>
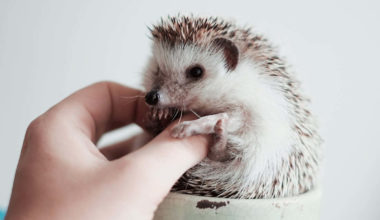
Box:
<box><xmin>5</xmin><ymin>82</ymin><xmax>210</xmax><ymax>220</ymax></box>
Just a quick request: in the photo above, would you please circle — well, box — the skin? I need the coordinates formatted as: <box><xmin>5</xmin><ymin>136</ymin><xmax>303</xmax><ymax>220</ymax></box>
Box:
<box><xmin>5</xmin><ymin>82</ymin><xmax>210</xmax><ymax>220</ymax></box>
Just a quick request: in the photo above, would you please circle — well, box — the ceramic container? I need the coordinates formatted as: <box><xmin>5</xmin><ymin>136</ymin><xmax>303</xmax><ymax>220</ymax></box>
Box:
<box><xmin>154</xmin><ymin>187</ymin><xmax>321</xmax><ymax>220</ymax></box>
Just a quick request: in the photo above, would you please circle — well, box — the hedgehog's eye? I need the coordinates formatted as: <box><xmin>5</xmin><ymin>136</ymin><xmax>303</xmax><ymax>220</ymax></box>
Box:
<box><xmin>187</xmin><ymin>65</ymin><xmax>204</xmax><ymax>79</ymax></box>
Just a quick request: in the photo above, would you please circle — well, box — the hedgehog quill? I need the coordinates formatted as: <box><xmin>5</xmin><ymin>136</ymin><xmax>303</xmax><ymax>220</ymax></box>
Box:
<box><xmin>141</xmin><ymin>15</ymin><xmax>322</xmax><ymax>199</ymax></box>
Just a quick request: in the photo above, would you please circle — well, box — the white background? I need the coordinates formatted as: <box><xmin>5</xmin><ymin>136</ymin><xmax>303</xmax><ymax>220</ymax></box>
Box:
<box><xmin>1</xmin><ymin>0</ymin><xmax>379</xmax><ymax>219</ymax></box>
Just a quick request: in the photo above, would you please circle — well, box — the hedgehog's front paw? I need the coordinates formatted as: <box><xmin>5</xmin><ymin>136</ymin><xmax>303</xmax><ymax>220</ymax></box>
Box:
<box><xmin>171</xmin><ymin>122</ymin><xmax>196</xmax><ymax>139</ymax></box>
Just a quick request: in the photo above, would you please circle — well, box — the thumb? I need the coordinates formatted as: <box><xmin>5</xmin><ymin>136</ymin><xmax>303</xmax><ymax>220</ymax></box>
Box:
<box><xmin>116</xmin><ymin>115</ymin><xmax>211</xmax><ymax>208</ymax></box>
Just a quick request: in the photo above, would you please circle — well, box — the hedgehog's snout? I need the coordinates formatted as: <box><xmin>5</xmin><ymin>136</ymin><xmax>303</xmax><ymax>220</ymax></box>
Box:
<box><xmin>145</xmin><ymin>90</ymin><xmax>160</xmax><ymax>106</ymax></box>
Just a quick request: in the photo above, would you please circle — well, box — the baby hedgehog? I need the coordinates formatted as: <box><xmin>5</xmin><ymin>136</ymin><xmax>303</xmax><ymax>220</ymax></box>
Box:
<box><xmin>141</xmin><ymin>15</ymin><xmax>322</xmax><ymax>199</ymax></box>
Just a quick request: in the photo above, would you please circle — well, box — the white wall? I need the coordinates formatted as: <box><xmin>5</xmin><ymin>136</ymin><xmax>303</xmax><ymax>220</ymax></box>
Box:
<box><xmin>1</xmin><ymin>0</ymin><xmax>379</xmax><ymax>219</ymax></box>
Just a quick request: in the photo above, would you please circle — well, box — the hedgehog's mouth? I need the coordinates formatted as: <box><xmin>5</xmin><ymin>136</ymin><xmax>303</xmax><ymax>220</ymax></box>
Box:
<box><xmin>148</xmin><ymin>106</ymin><xmax>201</xmax><ymax>121</ymax></box>
<box><xmin>148</xmin><ymin>107</ymin><xmax>182</xmax><ymax>121</ymax></box>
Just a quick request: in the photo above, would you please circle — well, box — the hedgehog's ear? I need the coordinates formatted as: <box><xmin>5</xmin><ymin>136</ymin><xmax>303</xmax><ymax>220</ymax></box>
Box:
<box><xmin>212</xmin><ymin>38</ymin><xmax>239</xmax><ymax>71</ymax></box>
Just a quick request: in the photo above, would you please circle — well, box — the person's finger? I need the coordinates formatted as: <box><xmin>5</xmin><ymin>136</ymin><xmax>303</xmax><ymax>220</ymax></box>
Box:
<box><xmin>100</xmin><ymin>132</ymin><xmax>152</xmax><ymax>160</ymax></box>
<box><xmin>115</xmin><ymin>115</ymin><xmax>211</xmax><ymax>205</ymax></box>
<box><xmin>40</xmin><ymin>82</ymin><xmax>148</xmax><ymax>143</ymax></box>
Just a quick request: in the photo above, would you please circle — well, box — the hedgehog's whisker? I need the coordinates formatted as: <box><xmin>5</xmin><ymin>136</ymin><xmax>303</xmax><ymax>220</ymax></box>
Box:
<box><xmin>119</xmin><ymin>99</ymin><xmax>141</xmax><ymax>105</ymax></box>
<box><xmin>178</xmin><ymin>107</ymin><xmax>184</xmax><ymax>124</ymax></box>
<box><xmin>189</xmin><ymin>109</ymin><xmax>201</xmax><ymax>119</ymax></box>
<box><xmin>171</xmin><ymin>108</ymin><xmax>180</xmax><ymax>121</ymax></box>
<box><xmin>119</xmin><ymin>95</ymin><xmax>145</xmax><ymax>99</ymax></box>
<box><xmin>119</xmin><ymin>95</ymin><xmax>144</xmax><ymax>105</ymax></box>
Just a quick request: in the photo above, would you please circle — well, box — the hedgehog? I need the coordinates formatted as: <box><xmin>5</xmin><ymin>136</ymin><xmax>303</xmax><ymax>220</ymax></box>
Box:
<box><xmin>141</xmin><ymin>15</ymin><xmax>322</xmax><ymax>199</ymax></box>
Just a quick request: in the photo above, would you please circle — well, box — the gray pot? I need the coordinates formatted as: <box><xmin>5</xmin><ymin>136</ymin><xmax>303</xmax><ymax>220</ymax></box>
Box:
<box><xmin>154</xmin><ymin>187</ymin><xmax>321</xmax><ymax>220</ymax></box>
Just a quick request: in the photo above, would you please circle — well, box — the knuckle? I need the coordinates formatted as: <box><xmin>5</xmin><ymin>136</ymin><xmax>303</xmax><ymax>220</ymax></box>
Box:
<box><xmin>26</xmin><ymin>116</ymin><xmax>46</xmax><ymax>138</ymax></box>
<box><xmin>25</xmin><ymin>113</ymin><xmax>60</xmax><ymax>149</ymax></box>
<box><xmin>91</xmin><ymin>81</ymin><xmax>117</xmax><ymax>90</ymax></box>
<box><xmin>24</xmin><ymin>116</ymin><xmax>50</xmax><ymax>152</ymax></box>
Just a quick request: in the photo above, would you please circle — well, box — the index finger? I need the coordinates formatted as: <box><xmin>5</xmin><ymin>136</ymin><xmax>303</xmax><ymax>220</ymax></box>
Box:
<box><xmin>46</xmin><ymin>81</ymin><xmax>148</xmax><ymax>142</ymax></box>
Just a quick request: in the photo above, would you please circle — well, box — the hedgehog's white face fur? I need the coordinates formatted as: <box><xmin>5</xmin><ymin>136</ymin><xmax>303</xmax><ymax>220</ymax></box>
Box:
<box><xmin>142</xmin><ymin>15</ymin><xmax>322</xmax><ymax>199</ymax></box>
<box><xmin>143</xmin><ymin>42</ymin><xmax>234</xmax><ymax>113</ymax></box>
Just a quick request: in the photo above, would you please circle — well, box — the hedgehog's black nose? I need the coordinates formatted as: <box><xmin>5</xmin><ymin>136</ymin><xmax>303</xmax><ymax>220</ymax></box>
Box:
<box><xmin>145</xmin><ymin>90</ymin><xmax>159</xmax><ymax>106</ymax></box>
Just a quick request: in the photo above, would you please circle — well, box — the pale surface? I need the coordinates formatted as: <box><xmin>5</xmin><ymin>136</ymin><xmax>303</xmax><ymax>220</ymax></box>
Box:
<box><xmin>0</xmin><ymin>1</ymin><xmax>379</xmax><ymax>219</ymax></box>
